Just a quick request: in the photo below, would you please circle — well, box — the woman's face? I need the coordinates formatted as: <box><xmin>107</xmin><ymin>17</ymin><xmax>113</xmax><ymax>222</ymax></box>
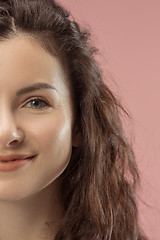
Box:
<box><xmin>0</xmin><ymin>35</ymin><xmax>78</xmax><ymax>201</ymax></box>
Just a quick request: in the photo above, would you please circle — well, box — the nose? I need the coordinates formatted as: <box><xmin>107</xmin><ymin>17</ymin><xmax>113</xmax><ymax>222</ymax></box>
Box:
<box><xmin>0</xmin><ymin>110</ymin><xmax>25</xmax><ymax>148</ymax></box>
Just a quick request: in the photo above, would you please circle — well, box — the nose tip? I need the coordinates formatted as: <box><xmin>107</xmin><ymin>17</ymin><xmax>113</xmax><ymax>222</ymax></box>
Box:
<box><xmin>7</xmin><ymin>131</ymin><xmax>24</xmax><ymax>146</ymax></box>
<box><xmin>0</xmin><ymin>108</ymin><xmax>25</xmax><ymax>148</ymax></box>
<box><xmin>0</xmin><ymin>127</ymin><xmax>25</xmax><ymax>148</ymax></box>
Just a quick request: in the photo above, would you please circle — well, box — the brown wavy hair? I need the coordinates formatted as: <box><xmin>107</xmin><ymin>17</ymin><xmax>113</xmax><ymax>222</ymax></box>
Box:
<box><xmin>0</xmin><ymin>0</ymin><xmax>148</xmax><ymax>239</ymax></box>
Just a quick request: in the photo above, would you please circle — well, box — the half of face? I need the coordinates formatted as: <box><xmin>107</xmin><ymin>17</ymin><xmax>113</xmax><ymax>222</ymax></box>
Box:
<box><xmin>0</xmin><ymin>35</ymin><xmax>80</xmax><ymax>201</ymax></box>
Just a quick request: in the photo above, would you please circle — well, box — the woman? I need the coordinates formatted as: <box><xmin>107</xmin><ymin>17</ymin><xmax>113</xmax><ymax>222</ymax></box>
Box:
<box><xmin>0</xmin><ymin>0</ymin><xmax>148</xmax><ymax>239</ymax></box>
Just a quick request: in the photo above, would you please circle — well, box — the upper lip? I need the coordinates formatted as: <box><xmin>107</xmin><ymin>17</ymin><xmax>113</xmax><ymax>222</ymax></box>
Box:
<box><xmin>0</xmin><ymin>154</ymin><xmax>36</xmax><ymax>161</ymax></box>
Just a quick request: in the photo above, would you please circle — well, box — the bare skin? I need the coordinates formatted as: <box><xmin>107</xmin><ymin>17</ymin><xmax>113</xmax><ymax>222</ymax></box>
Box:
<box><xmin>0</xmin><ymin>180</ymin><xmax>63</xmax><ymax>240</ymax></box>
<box><xmin>0</xmin><ymin>35</ymin><xmax>79</xmax><ymax>239</ymax></box>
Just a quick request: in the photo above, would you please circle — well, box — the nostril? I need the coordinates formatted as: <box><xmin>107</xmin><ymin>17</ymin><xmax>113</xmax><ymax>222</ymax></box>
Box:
<box><xmin>2</xmin><ymin>129</ymin><xmax>25</xmax><ymax>147</ymax></box>
<box><xmin>8</xmin><ymin>140</ymin><xmax>19</xmax><ymax>146</ymax></box>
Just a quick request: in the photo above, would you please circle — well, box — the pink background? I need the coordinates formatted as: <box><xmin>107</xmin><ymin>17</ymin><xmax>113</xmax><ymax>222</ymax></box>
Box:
<box><xmin>58</xmin><ymin>0</ymin><xmax>160</xmax><ymax>239</ymax></box>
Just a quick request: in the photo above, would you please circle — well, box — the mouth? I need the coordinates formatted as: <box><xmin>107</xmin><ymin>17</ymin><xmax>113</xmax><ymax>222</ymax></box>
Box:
<box><xmin>0</xmin><ymin>156</ymin><xmax>36</xmax><ymax>163</ymax></box>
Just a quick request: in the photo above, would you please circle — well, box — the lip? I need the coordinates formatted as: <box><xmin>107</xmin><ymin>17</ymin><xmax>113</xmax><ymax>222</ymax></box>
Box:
<box><xmin>0</xmin><ymin>154</ymin><xmax>36</xmax><ymax>162</ymax></box>
<box><xmin>0</xmin><ymin>155</ymin><xmax>37</xmax><ymax>172</ymax></box>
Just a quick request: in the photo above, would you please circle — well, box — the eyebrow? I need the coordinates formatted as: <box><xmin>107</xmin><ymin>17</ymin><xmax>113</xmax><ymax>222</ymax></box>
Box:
<box><xmin>16</xmin><ymin>82</ymin><xmax>58</xmax><ymax>96</ymax></box>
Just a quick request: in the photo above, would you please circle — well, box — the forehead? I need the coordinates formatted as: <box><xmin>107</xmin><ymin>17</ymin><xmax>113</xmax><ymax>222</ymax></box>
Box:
<box><xmin>0</xmin><ymin>35</ymin><xmax>69</xmax><ymax>95</ymax></box>
<box><xmin>0</xmin><ymin>35</ymin><xmax>60</xmax><ymax>78</ymax></box>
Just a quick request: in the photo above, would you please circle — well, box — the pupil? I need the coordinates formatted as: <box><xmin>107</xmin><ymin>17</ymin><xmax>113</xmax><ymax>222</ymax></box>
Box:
<box><xmin>32</xmin><ymin>100</ymin><xmax>42</xmax><ymax>107</ymax></box>
<box><xmin>34</xmin><ymin>100</ymin><xmax>39</xmax><ymax>106</ymax></box>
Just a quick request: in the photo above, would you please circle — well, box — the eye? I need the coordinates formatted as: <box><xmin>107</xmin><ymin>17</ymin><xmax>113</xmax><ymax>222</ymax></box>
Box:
<box><xmin>24</xmin><ymin>98</ymin><xmax>50</xmax><ymax>109</ymax></box>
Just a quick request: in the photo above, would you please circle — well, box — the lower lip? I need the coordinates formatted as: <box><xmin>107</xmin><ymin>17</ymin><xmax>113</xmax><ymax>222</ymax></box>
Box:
<box><xmin>0</xmin><ymin>156</ymin><xmax>36</xmax><ymax>172</ymax></box>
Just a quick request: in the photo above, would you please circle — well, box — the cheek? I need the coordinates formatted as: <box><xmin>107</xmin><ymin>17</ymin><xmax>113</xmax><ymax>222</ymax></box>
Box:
<box><xmin>28</xmin><ymin>113</ymin><xmax>72</xmax><ymax>150</ymax></box>
<box><xmin>22</xmin><ymin>112</ymin><xmax>73</xmax><ymax>180</ymax></box>
<box><xmin>41</xmin><ymin>118</ymin><xmax>73</xmax><ymax>166</ymax></box>
<box><xmin>21</xmin><ymin>111</ymin><xmax>73</xmax><ymax>145</ymax></box>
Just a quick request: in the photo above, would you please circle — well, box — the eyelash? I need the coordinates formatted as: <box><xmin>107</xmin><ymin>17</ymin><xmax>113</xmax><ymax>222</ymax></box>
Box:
<box><xmin>24</xmin><ymin>97</ymin><xmax>50</xmax><ymax>109</ymax></box>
